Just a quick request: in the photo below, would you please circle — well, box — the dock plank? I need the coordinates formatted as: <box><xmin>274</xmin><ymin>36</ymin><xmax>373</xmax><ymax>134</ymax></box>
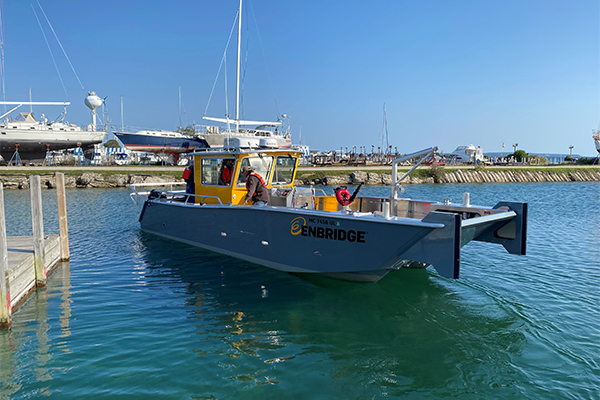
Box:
<box><xmin>6</xmin><ymin>235</ymin><xmax>61</xmax><ymax>309</ymax></box>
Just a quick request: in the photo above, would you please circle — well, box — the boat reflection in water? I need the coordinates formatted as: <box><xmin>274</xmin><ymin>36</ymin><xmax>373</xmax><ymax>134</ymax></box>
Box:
<box><xmin>137</xmin><ymin>232</ymin><xmax>528</xmax><ymax>393</ymax></box>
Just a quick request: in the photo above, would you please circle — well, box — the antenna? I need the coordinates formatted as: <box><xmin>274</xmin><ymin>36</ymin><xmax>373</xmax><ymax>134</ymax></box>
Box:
<box><xmin>382</xmin><ymin>103</ymin><xmax>389</xmax><ymax>154</ymax></box>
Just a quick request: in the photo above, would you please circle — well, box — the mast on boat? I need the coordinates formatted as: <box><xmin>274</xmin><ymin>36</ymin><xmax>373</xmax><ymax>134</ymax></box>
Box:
<box><xmin>235</xmin><ymin>0</ymin><xmax>242</xmax><ymax>133</ymax></box>
<box><xmin>178</xmin><ymin>86</ymin><xmax>182</xmax><ymax>131</ymax></box>
<box><xmin>202</xmin><ymin>0</ymin><xmax>282</xmax><ymax>131</ymax></box>
<box><xmin>382</xmin><ymin>103</ymin><xmax>388</xmax><ymax>155</ymax></box>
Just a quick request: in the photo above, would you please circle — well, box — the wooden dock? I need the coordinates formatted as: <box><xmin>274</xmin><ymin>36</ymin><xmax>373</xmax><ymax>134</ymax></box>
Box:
<box><xmin>0</xmin><ymin>174</ymin><xmax>69</xmax><ymax>328</ymax></box>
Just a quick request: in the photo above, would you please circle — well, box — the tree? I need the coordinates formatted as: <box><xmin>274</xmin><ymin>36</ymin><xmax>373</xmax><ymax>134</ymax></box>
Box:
<box><xmin>508</xmin><ymin>149</ymin><xmax>528</xmax><ymax>162</ymax></box>
<box><xmin>178</xmin><ymin>125</ymin><xmax>196</xmax><ymax>135</ymax></box>
<box><xmin>104</xmin><ymin>139</ymin><xmax>121</xmax><ymax>148</ymax></box>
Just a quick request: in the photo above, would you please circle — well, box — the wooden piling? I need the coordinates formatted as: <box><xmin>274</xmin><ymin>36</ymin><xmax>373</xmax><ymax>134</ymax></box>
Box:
<box><xmin>29</xmin><ymin>175</ymin><xmax>46</xmax><ymax>287</ymax></box>
<box><xmin>56</xmin><ymin>173</ymin><xmax>70</xmax><ymax>261</ymax></box>
<box><xmin>0</xmin><ymin>183</ymin><xmax>11</xmax><ymax>328</ymax></box>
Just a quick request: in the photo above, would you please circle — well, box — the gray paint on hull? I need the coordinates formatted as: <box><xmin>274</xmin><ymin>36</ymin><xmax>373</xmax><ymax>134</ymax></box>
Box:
<box><xmin>139</xmin><ymin>201</ymin><xmax>437</xmax><ymax>281</ymax></box>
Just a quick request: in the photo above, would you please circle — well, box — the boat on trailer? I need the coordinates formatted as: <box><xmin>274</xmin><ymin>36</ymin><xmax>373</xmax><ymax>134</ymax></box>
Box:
<box><xmin>129</xmin><ymin>146</ymin><xmax>528</xmax><ymax>282</ymax></box>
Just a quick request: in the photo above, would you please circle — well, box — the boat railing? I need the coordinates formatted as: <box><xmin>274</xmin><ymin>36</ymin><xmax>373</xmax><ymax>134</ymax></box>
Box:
<box><xmin>129</xmin><ymin>180</ymin><xmax>229</xmax><ymax>212</ymax></box>
<box><xmin>155</xmin><ymin>191</ymin><xmax>224</xmax><ymax>206</ymax></box>
<box><xmin>129</xmin><ymin>182</ymin><xmax>186</xmax><ymax>212</ymax></box>
<box><xmin>313</xmin><ymin>188</ymin><xmax>329</xmax><ymax>197</ymax></box>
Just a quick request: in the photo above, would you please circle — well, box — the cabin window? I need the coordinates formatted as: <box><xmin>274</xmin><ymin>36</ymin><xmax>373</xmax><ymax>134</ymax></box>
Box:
<box><xmin>272</xmin><ymin>155</ymin><xmax>297</xmax><ymax>185</ymax></box>
<box><xmin>200</xmin><ymin>157</ymin><xmax>237</xmax><ymax>186</ymax></box>
<box><xmin>236</xmin><ymin>155</ymin><xmax>273</xmax><ymax>187</ymax></box>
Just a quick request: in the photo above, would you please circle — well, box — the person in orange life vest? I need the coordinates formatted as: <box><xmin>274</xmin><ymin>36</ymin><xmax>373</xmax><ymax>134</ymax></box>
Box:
<box><xmin>219</xmin><ymin>159</ymin><xmax>234</xmax><ymax>185</ymax></box>
<box><xmin>241</xmin><ymin>166</ymin><xmax>269</xmax><ymax>206</ymax></box>
<box><xmin>182</xmin><ymin>164</ymin><xmax>194</xmax><ymax>194</ymax></box>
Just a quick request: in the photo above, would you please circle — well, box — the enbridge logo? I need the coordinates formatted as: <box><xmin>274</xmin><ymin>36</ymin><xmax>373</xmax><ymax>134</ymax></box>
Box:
<box><xmin>290</xmin><ymin>217</ymin><xmax>306</xmax><ymax>235</ymax></box>
<box><xmin>289</xmin><ymin>216</ymin><xmax>366</xmax><ymax>243</ymax></box>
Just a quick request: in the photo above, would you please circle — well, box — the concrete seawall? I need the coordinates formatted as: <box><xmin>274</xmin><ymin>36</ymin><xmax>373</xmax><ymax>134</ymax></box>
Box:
<box><xmin>0</xmin><ymin>167</ymin><xmax>598</xmax><ymax>189</ymax></box>
<box><xmin>298</xmin><ymin>168</ymin><xmax>600</xmax><ymax>185</ymax></box>
<box><xmin>438</xmin><ymin>169</ymin><xmax>600</xmax><ymax>184</ymax></box>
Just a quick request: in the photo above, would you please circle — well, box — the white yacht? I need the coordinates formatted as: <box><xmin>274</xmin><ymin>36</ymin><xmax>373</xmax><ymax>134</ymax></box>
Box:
<box><xmin>197</xmin><ymin>123</ymin><xmax>292</xmax><ymax>149</ymax></box>
<box><xmin>449</xmin><ymin>144</ymin><xmax>485</xmax><ymax>163</ymax></box>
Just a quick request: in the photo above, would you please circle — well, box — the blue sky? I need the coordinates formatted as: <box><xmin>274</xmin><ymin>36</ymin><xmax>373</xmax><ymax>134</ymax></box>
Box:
<box><xmin>1</xmin><ymin>0</ymin><xmax>598</xmax><ymax>156</ymax></box>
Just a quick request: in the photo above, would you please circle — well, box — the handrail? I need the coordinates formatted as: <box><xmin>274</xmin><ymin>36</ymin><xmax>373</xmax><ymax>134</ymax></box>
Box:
<box><xmin>128</xmin><ymin>185</ymin><xmax>144</xmax><ymax>212</ymax></box>
<box><xmin>129</xmin><ymin>181</ymin><xmax>184</xmax><ymax>189</ymax></box>
<box><xmin>129</xmin><ymin>185</ymin><xmax>224</xmax><ymax>213</ymax></box>
<box><xmin>313</xmin><ymin>188</ymin><xmax>329</xmax><ymax>197</ymax></box>
<box><xmin>161</xmin><ymin>191</ymin><xmax>224</xmax><ymax>206</ymax></box>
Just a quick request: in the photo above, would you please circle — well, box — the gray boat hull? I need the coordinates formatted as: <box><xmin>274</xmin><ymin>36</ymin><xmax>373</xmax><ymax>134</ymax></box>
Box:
<box><xmin>139</xmin><ymin>201</ymin><xmax>444</xmax><ymax>282</ymax></box>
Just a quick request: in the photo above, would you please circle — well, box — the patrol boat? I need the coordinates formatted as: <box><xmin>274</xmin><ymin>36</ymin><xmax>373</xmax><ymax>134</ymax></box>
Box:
<box><xmin>129</xmin><ymin>145</ymin><xmax>528</xmax><ymax>282</ymax></box>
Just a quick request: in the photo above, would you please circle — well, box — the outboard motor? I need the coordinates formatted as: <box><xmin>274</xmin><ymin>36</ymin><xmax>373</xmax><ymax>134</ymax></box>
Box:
<box><xmin>148</xmin><ymin>189</ymin><xmax>163</xmax><ymax>200</ymax></box>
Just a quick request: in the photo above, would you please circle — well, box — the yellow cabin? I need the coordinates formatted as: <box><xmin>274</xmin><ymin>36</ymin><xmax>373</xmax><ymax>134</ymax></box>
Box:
<box><xmin>192</xmin><ymin>149</ymin><xmax>302</xmax><ymax>205</ymax></box>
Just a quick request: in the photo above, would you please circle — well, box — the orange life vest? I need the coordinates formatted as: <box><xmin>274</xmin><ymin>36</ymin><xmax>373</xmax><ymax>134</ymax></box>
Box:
<box><xmin>221</xmin><ymin>165</ymin><xmax>233</xmax><ymax>184</ymax></box>
<box><xmin>245</xmin><ymin>172</ymin><xmax>267</xmax><ymax>196</ymax></box>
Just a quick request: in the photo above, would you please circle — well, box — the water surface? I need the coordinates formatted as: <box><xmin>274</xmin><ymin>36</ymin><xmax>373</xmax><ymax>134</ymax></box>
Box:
<box><xmin>0</xmin><ymin>182</ymin><xmax>598</xmax><ymax>399</ymax></box>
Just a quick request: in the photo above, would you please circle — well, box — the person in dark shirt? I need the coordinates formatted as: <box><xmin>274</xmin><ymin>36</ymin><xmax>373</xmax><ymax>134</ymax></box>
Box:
<box><xmin>241</xmin><ymin>166</ymin><xmax>269</xmax><ymax>206</ymax></box>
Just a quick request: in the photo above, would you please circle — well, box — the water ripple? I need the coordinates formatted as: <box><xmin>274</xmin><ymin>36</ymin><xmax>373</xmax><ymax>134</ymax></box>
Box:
<box><xmin>0</xmin><ymin>184</ymin><xmax>598</xmax><ymax>399</ymax></box>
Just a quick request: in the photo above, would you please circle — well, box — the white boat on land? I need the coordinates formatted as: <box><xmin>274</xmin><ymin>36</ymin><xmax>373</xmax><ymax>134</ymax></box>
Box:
<box><xmin>201</xmin><ymin>0</ymin><xmax>292</xmax><ymax>149</ymax></box>
<box><xmin>593</xmin><ymin>127</ymin><xmax>600</xmax><ymax>155</ymax></box>
<box><xmin>197</xmin><ymin>121</ymin><xmax>292</xmax><ymax>149</ymax></box>
<box><xmin>449</xmin><ymin>144</ymin><xmax>485</xmax><ymax>163</ymax></box>
<box><xmin>0</xmin><ymin>92</ymin><xmax>107</xmax><ymax>164</ymax></box>
<box><xmin>129</xmin><ymin>145</ymin><xmax>528</xmax><ymax>282</ymax></box>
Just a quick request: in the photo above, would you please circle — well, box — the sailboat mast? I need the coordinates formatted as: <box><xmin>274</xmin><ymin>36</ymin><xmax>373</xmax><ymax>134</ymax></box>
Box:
<box><xmin>235</xmin><ymin>0</ymin><xmax>242</xmax><ymax>132</ymax></box>
<box><xmin>382</xmin><ymin>103</ymin><xmax>386</xmax><ymax>154</ymax></box>
<box><xmin>120</xmin><ymin>95</ymin><xmax>124</xmax><ymax>131</ymax></box>
<box><xmin>0</xmin><ymin>0</ymin><xmax>5</xmax><ymax>113</ymax></box>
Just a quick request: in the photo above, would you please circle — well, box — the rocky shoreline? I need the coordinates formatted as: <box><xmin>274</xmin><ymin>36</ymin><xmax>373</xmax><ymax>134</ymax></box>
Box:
<box><xmin>0</xmin><ymin>168</ymin><xmax>598</xmax><ymax>189</ymax></box>
<box><xmin>0</xmin><ymin>172</ymin><xmax>179</xmax><ymax>189</ymax></box>
<box><xmin>298</xmin><ymin>168</ymin><xmax>600</xmax><ymax>186</ymax></box>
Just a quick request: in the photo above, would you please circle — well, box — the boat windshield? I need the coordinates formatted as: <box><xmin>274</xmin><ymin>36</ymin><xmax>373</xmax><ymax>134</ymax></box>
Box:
<box><xmin>236</xmin><ymin>155</ymin><xmax>273</xmax><ymax>186</ymax></box>
<box><xmin>272</xmin><ymin>155</ymin><xmax>297</xmax><ymax>185</ymax></box>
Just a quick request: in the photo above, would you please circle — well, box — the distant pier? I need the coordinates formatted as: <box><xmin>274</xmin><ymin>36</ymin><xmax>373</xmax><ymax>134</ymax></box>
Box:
<box><xmin>0</xmin><ymin>174</ymin><xmax>69</xmax><ymax>328</ymax></box>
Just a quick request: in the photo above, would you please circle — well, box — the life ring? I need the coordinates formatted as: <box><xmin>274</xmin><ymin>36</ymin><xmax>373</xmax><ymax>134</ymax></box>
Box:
<box><xmin>335</xmin><ymin>186</ymin><xmax>352</xmax><ymax>206</ymax></box>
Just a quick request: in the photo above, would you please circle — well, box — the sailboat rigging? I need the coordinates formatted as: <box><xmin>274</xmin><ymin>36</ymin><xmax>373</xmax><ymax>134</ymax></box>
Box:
<box><xmin>200</xmin><ymin>0</ymin><xmax>291</xmax><ymax>149</ymax></box>
<box><xmin>0</xmin><ymin>2</ymin><xmax>106</xmax><ymax>164</ymax></box>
